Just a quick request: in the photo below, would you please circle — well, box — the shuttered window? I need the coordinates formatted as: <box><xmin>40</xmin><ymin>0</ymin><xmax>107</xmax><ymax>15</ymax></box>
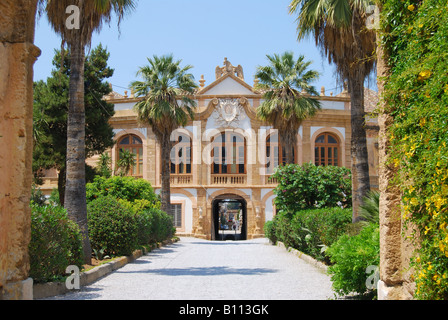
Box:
<box><xmin>170</xmin><ymin>204</ymin><xmax>182</xmax><ymax>228</ymax></box>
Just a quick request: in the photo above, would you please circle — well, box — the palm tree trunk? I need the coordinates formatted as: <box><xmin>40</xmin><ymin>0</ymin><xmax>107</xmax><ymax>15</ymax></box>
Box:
<box><xmin>348</xmin><ymin>74</ymin><xmax>371</xmax><ymax>222</ymax></box>
<box><xmin>281</xmin><ymin>129</ymin><xmax>296</xmax><ymax>164</ymax></box>
<box><xmin>57</xmin><ymin>165</ymin><xmax>66</xmax><ymax>207</ymax></box>
<box><xmin>160</xmin><ymin>134</ymin><xmax>172</xmax><ymax>214</ymax></box>
<box><xmin>64</xmin><ymin>35</ymin><xmax>92</xmax><ymax>264</ymax></box>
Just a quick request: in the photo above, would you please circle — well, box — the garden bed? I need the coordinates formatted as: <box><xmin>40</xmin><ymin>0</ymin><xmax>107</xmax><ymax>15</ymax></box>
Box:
<box><xmin>33</xmin><ymin>238</ymin><xmax>179</xmax><ymax>300</ymax></box>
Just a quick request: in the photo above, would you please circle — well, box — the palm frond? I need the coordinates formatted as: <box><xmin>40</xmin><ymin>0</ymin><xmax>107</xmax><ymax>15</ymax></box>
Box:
<box><xmin>255</xmin><ymin>51</ymin><xmax>321</xmax><ymax>163</ymax></box>
<box><xmin>39</xmin><ymin>0</ymin><xmax>136</xmax><ymax>46</ymax></box>
<box><xmin>289</xmin><ymin>0</ymin><xmax>376</xmax><ymax>80</ymax></box>
<box><xmin>130</xmin><ymin>54</ymin><xmax>198</xmax><ymax>140</ymax></box>
<box><xmin>359</xmin><ymin>190</ymin><xmax>380</xmax><ymax>224</ymax></box>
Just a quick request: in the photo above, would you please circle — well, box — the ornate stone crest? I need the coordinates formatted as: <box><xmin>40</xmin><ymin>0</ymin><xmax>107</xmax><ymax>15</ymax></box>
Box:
<box><xmin>212</xmin><ymin>98</ymin><xmax>248</xmax><ymax>127</ymax></box>
<box><xmin>215</xmin><ymin>58</ymin><xmax>244</xmax><ymax>80</ymax></box>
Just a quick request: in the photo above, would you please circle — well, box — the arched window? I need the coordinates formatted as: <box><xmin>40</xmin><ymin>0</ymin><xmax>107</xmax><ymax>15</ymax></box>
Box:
<box><xmin>314</xmin><ymin>133</ymin><xmax>340</xmax><ymax>166</ymax></box>
<box><xmin>266</xmin><ymin>133</ymin><xmax>296</xmax><ymax>174</ymax></box>
<box><xmin>117</xmin><ymin>134</ymin><xmax>144</xmax><ymax>176</ymax></box>
<box><xmin>212</xmin><ymin>132</ymin><xmax>246</xmax><ymax>174</ymax></box>
<box><xmin>170</xmin><ymin>133</ymin><xmax>192</xmax><ymax>174</ymax></box>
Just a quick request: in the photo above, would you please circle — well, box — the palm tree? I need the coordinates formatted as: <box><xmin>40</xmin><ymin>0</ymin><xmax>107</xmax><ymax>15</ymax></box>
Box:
<box><xmin>97</xmin><ymin>152</ymin><xmax>112</xmax><ymax>178</ymax></box>
<box><xmin>130</xmin><ymin>54</ymin><xmax>198</xmax><ymax>213</ymax></box>
<box><xmin>255</xmin><ymin>52</ymin><xmax>321</xmax><ymax>164</ymax></box>
<box><xmin>289</xmin><ymin>0</ymin><xmax>376</xmax><ymax>221</ymax></box>
<box><xmin>38</xmin><ymin>0</ymin><xmax>136</xmax><ymax>263</ymax></box>
<box><xmin>117</xmin><ymin>149</ymin><xmax>136</xmax><ymax>177</ymax></box>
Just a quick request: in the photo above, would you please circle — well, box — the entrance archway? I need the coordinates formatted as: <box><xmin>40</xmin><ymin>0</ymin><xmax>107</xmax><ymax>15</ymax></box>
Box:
<box><xmin>211</xmin><ymin>194</ymin><xmax>247</xmax><ymax>241</ymax></box>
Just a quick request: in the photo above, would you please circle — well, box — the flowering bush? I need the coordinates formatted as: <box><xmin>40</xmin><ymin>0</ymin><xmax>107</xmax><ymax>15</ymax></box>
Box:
<box><xmin>381</xmin><ymin>0</ymin><xmax>448</xmax><ymax>299</ymax></box>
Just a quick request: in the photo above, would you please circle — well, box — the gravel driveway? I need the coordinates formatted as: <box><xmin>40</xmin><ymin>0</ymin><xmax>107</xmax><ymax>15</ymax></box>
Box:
<box><xmin>47</xmin><ymin>237</ymin><xmax>335</xmax><ymax>300</ymax></box>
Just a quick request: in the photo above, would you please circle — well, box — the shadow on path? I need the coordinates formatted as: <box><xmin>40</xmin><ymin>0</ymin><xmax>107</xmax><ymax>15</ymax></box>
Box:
<box><xmin>187</xmin><ymin>241</ymin><xmax>261</xmax><ymax>246</ymax></box>
<box><xmin>115</xmin><ymin>266</ymin><xmax>278</xmax><ymax>276</ymax></box>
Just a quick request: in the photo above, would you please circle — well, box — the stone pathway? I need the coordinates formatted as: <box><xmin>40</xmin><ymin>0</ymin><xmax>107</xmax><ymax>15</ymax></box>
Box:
<box><xmin>46</xmin><ymin>237</ymin><xmax>335</xmax><ymax>300</ymax></box>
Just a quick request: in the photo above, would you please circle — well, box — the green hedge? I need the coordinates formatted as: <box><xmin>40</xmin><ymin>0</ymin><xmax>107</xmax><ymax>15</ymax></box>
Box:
<box><xmin>87</xmin><ymin>195</ymin><xmax>139</xmax><ymax>257</ymax></box>
<box><xmin>326</xmin><ymin>223</ymin><xmax>380</xmax><ymax>298</ymax></box>
<box><xmin>86</xmin><ymin>176</ymin><xmax>173</xmax><ymax>257</ymax></box>
<box><xmin>264</xmin><ymin>207</ymin><xmax>353</xmax><ymax>263</ymax></box>
<box><xmin>29</xmin><ymin>175</ymin><xmax>174</xmax><ymax>283</ymax></box>
<box><xmin>86</xmin><ymin>176</ymin><xmax>160</xmax><ymax>206</ymax></box>
<box><xmin>264</xmin><ymin>220</ymin><xmax>277</xmax><ymax>244</ymax></box>
<box><xmin>29</xmin><ymin>203</ymin><xmax>84</xmax><ymax>283</ymax></box>
<box><xmin>145</xmin><ymin>207</ymin><xmax>176</xmax><ymax>243</ymax></box>
<box><xmin>87</xmin><ymin>195</ymin><xmax>175</xmax><ymax>257</ymax></box>
<box><xmin>264</xmin><ymin>208</ymin><xmax>380</xmax><ymax>298</ymax></box>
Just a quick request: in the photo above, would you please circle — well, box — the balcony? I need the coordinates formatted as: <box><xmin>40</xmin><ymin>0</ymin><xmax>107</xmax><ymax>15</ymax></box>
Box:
<box><xmin>212</xmin><ymin>174</ymin><xmax>247</xmax><ymax>185</ymax></box>
<box><xmin>264</xmin><ymin>175</ymin><xmax>279</xmax><ymax>185</ymax></box>
<box><xmin>170</xmin><ymin>174</ymin><xmax>193</xmax><ymax>185</ymax></box>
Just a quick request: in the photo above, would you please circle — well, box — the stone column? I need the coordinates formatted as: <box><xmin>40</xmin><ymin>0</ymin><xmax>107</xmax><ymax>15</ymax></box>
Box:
<box><xmin>194</xmin><ymin>189</ymin><xmax>207</xmax><ymax>239</ymax></box>
<box><xmin>0</xmin><ymin>0</ymin><xmax>40</xmax><ymax>300</ymax></box>
<box><xmin>251</xmin><ymin>189</ymin><xmax>264</xmax><ymax>238</ymax></box>
<box><xmin>376</xmin><ymin>31</ymin><xmax>415</xmax><ymax>300</ymax></box>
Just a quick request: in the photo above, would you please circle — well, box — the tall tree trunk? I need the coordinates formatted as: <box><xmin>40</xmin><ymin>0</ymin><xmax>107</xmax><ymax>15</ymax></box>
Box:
<box><xmin>348</xmin><ymin>74</ymin><xmax>371</xmax><ymax>222</ymax></box>
<box><xmin>58</xmin><ymin>166</ymin><xmax>66</xmax><ymax>207</ymax></box>
<box><xmin>160</xmin><ymin>134</ymin><xmax>172</xmax><ymax>214</ymax></box>
<box><xmin>281</xmin><ymin>128</ymin><xmax>297</xmax><ymax>164</ymax></box>
<box><xmin>64</xmin><ymin>35</ymin><xmax>91</xmax><ymax>264</ymax></box>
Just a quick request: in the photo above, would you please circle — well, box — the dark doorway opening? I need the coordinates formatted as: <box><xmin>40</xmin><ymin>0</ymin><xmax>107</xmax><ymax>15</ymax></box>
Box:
<box><xmin>212</xmin><ymin>195</ymin><xmax>247</xmax><ymax>241</ymax></box>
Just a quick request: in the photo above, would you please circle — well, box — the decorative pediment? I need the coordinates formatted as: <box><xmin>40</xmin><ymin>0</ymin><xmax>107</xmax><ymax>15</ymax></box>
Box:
<box><xmin>197</xmin><ymin>59</ymin><xmax>254</xmax><ymax>96</ymax></box>
<box><xmin>198</xmin><ymin>74</ymin><xmax>254</xmax><ymax>96</ymax></box>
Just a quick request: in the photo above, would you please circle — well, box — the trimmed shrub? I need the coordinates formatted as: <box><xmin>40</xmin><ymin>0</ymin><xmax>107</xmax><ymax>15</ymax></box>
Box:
<box><xmin>116</xmin><ymin>199</ymin><xmax>175</xmax><ymax>245</ymax></box>
<box><xmin>87</xmin><ymin>195</ymin><xmax>139</xmax><ymax>257</ymax></box>
<box><xmin>29</xmin><ymin>203</ymin><xmax>84</xmax><ymax>283</ymax></box>
<box><xmin>87</xmin><ymin>195</ymin><xmax>175</xmax><ymax>257</ymax></box>
<box><xmin>265</xmin><ymin>207</ymin><xmax>352</xmax><ymax>262</ymax></box>
<box><xmin>272</xmin><ymin>211</ymin><xmax>296</xmax><ymax>249</ymax></box>
<box><xmin>292</xmin><ymin>207</ymin><xmax>353</xmax><ymax>262</ymax></box>
<box><xmin>263</xmin><ymin>220</ymin><xmax>277</xmax><ymax>244</ymax></box>
<box><xmin>135</xmin><ymin>210</ymin><xmax>154</xmax><ymax>246</ymax></box>
<box><xmin>145</xmin><ymin>208</ymin><xmax>175</xmax><ymax>243</ymax></box>
<box><xmin>86</xmin><ymin>175</ymin><xmax>160</xmax><ymax>207</ymax></box>
<box><xmin>272</xmin><ymin>163</ymin><xmax>352</xmax><ymax>213</ymax></box>
<box><xmin>326</xmin><ymin>223</ymin><xmax>380</xmax><ymax>298</ymax></box>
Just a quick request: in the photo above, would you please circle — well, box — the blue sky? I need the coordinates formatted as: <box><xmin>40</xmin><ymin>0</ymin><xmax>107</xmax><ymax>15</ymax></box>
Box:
<box><xmin>33</xmin><ymin>0</ymin><xmax>376</xmax><ymax>96</ymax></box>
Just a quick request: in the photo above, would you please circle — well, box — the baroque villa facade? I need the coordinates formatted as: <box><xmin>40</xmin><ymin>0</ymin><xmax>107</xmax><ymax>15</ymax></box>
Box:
<box><xmin>42</xmin><ymin>59</ymin><xmax>380</xmax><ymax>241</ymax></box>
